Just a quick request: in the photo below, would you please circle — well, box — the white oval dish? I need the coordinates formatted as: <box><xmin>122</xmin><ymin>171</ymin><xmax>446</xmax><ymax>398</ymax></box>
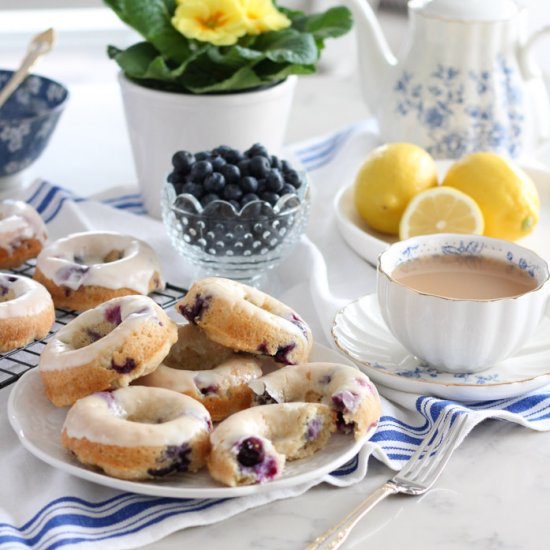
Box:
<box><xmin>334</xmin><ymin>164</ymin><xmax>550</xmax><ymax>266</ymax></box>
<box><xmin>332</xmin><ymin>293</ymin><xmax>550</xmax><ymax>402</ymax></box>
<box><xmin>8</xmin><ymin>343</ymin><xmax>375</xmax><ymax>499</ymax></box>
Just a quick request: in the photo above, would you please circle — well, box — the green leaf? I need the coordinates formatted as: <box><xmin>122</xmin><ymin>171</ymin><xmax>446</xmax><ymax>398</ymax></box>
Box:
<box><xmin>252</xmin><ymin>29</ymin><xmax>317</xmax><ymax>65</ymax></box>
<box><xmin>103</xmin><ymin>0</ymin><xmax>191</xmax><ymax>63</ymax></box>
<box><xmin>108</xmin><ymin>42</ymin><xmax>160</xmax><ymax>77</ymax></box>
<box><xmin>185</xmin><ymin>66</ymin><xmax>265</xmax><ymax>94</ymax></box>
<box><xmin>291</xmin><ymin>7</ymin><xmax>353</xmax><ymax>40</ymax></box>
<box><xmin>207</xmin><ymin>45</ymin><xmax>264</xmax><ymax>69</ymax></box>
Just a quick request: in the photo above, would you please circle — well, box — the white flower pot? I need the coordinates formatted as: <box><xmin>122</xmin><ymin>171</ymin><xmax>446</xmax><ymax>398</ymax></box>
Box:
<box><xmin>118</xmin><ymin>74</ymin><xmax>297</xmax><ymax>218</ymax></box>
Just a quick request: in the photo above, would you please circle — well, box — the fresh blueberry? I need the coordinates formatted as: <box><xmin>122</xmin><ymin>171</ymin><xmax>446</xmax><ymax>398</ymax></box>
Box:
<box><xmin>171</xmin><ymin>151</ymin><xmax>195</xmax><ymax>174</ymax></box>
<box><xmin>201</xmin><ymin>193</ymin><xmax>221</xmax><ymax>206</ymax></box>
<box><xmin>249</xmin><ymin>156</ymin><xmax>271</xmax><ymax>178</ymax></box>
<box><xmin>270</xmin><ymin>155</ymin><xmax>282</xmax><ymax>170</ymax></box>
<box><xmin>223</xmin><ymin>148</ymin><xmax>245</xmax><ymax>164</ymax></box>
<box><xmin>265</xmin><ymin>169</ymin><xmax>284</xmax><ymax>192</ymax></box>
<box><xmin>240</xmin><ymin>175</ymin><xmax>258</xmax><ymax>194</ymax></box>
<box><xmin>204</xmin><ymin>172</ymin><xmax>226</xmax><ymax>193</ymax></box>
<box><xmin>246</xmin><ymin>143</ymin><xmax>269</xmax><ymax>159</ymax></box>
<box><xmin>281</xmin><ymin>159</ymin><xmax>293</xmax><ymax>174</ymax></box>
<box><xmin>256</xmin><ymin>178</ymin><xmax>267</xmax><ymax>195</ymax></box>
<box><xmin>212</xmin><ymin>145</ymin><xmax>232</xmax><ymax>157</ymax></box>
<box><xmin>228</xmin><ymin>199</ymin><xmax>241</xmax><ymax>210</ymax></box>
<box><xmin>261</xmin><ymin>191</ymin><xmax>280</xmax><ymax>205</ymax></box>
<box><xmin>281</xmin><ymin>183</ymin><xmax>297</xmax><ymax>196</ymax></box>
<box><xmin>241</xmin><ymin>192</ymin><xmax>260</xmax><ymax>205</ymax></box>
<box><xmin>238</xmin><ymin>159</ymin><xmax>251</xmax><ymax>177</ymax></box>
<box><xmin>190</xmin><ymin>160</ymin><xmax>213</xmax><ymax>182</ymax></box>
<box><xmin>220</xmin><ymin>163</ymin><xmax>240</xmax><ymax>184</ymax></box>
<box><xmin>285</xmin><ymin>169</ymin><xmax>302</xmax><ymax>188</ymax></box>
<box><xmin>195</xmin><ymin>151</ymin><xmax>211</xmax><ymax>161</ymax></box>
<box><xmin>224</xmin><ymin>183</ymin><xmax>243</xmax><ymax>201</ymax></box>
<box><xmin>181</xmin><ymin>182</ymin><xmax>205</xmax><ymax>198</ymax></box>
<box><xmin>172</xmin><ymin>171</ymin><xmax>190</xmax><ymax>185</ymax></box>
<box><xmin>211</xmin><ymin>155</ymin><xmax>226</xmax><ymax>171</ymax></box>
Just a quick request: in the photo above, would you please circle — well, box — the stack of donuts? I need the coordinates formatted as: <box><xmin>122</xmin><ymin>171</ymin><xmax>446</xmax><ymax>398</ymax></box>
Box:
<box><xmin>39</xmin><ymin>276</ymin><xmax>382</xmax><ymax>487</ymax></box>
<box><xmin>1</xmin><ymin>199</ymin><xmax>381</xmax><ymax>487</ymax></box>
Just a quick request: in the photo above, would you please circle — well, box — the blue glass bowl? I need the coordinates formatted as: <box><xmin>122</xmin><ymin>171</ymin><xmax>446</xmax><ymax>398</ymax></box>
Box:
<box><xmin>0</xmin><ymin>70</ymin><xmax>69</xmax><ymax>178</ymax></box>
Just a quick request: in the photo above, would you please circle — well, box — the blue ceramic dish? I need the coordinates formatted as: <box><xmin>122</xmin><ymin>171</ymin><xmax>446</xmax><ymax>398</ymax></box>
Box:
<box><xmin>0</xmin><ymin>70</ymin><xmax>68</xmax><ymax>177</ymax></box>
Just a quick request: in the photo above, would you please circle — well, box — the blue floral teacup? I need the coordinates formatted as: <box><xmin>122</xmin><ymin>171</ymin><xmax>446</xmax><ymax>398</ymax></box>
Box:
<box><xmin>377</xmin><ymin>233</ymin><xmax>550</xmax><ymax>373</ymax></box>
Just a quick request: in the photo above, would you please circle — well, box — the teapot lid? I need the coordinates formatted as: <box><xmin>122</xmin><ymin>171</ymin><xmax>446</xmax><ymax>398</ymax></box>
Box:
<box><xmin>410</xmin><ymin>0</ymin><xmax>520</xmax><ymax>21</ymax></box>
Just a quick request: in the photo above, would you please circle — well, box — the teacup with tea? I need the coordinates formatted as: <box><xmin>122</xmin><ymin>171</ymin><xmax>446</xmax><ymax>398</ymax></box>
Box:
<box><xmin>377</xmin><ymin>234</ymin><xmax>550</xmax><ymax>373</ymax></box>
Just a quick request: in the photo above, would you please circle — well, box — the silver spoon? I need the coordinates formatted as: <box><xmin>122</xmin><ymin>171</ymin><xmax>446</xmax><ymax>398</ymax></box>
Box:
<box><xmin>0</xmin><ymin>28</ymin><xmax>56</xmax><ymax>110</ymax></box>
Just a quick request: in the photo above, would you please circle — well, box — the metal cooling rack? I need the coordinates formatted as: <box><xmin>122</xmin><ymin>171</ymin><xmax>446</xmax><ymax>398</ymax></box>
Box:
<box><xmin>0</xmin><ymin>261</ymin><xmax>187</xmax><ymax>389</ymax></box>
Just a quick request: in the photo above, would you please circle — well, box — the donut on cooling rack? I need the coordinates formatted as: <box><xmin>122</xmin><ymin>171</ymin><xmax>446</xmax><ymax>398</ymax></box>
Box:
<box><xmin>39</xmin><ymin>295</ymin><xmax>177</xmax><ymax>407</ymax></box>
<box><xmin>176</xmin><ymin>277</ymin><xmax>313</xmax><ymax>365</ymax></box>
<box><xmin>0</xmin><ymin>273</ymin><xmax>55</xmax><ymax>353</ymax></box>
<box><xmin>33</xmin><ymin>231</ymin><xmax>164</xmax><ymax>311</ymax></box>
<box><xmin>61</xmin><ymin>386</ymin><xmax>212</xmax><ymax>480</ymax></box>
<box><xmin>250</xmin><ymin>362</ymin><xmax>381</xmax><ymax>440</ymax></box>
<box><xmin>0</xmin><ymin>200</ymin><xmax>47</xmax><ymax>269</ymax></box>
<box><xmin>208</xmin><ymin>402</ymin><xmax>335</xmax><ymax>487</ymax></box>
<box><xmin>136</xmin><ymin>323</ymin><xmax>263</xmax><ymax>421</ymax></box>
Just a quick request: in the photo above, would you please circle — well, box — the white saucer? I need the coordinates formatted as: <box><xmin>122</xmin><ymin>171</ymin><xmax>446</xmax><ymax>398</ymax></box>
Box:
<box><xmin>334</xmin><ymin>163</ymin><xmax>550</xmax><ymax>266</ymax></box>
<box><xmin>332</xmin><ymin>293</ymin><xmax>550</xmax><ymax>402</ymax></box>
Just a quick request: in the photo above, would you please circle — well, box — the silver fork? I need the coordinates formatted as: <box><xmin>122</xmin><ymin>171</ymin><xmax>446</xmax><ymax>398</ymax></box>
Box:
<box><xmin>306</xmin><ymin>409</ymin><xmax>470</xmax><ymax>550</ymax></box>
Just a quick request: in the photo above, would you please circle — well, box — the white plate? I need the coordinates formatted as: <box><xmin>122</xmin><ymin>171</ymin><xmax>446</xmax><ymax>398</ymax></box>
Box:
<box><xmin>334</xmin><ymin>164</ymin><xmax>550</xmax><ymax>266</ymax></box>
<box><xmin>332</xmin><ymin>293</ymin><xmax>550</xmax><ymax>402</ymax></box>
<box><xmin>8</xmin><ymin>343</ymin><xmax>374</xmax><ymax>499</ymax></box>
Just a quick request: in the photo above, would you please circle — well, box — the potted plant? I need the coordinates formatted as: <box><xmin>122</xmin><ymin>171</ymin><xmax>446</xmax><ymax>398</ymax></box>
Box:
<box><xmin>104</xmin><ymin>0</ymin><xmax>352</xmax><ymax>217</ymax></box>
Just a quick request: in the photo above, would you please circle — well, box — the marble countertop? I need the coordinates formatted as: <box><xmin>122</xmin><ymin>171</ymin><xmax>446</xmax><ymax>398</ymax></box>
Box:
<box><xmin>2</xmin><ymin>5</ymin><xmax>550</xmax><ymax>550</ymax></box>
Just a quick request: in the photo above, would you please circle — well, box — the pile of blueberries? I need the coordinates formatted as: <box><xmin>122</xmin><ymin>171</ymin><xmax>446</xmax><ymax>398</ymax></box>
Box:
<box><xmin>168</xmin><ymin>143</ymin><xmax>304</xmax><ymax>211</ymax></box>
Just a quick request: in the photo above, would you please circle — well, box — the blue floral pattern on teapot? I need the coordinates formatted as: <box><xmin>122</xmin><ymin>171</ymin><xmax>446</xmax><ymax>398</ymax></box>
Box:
<box><xmin>394</xmin><ymin>55</ymin><xmax>524</xmax><ymax>158</ymax></box>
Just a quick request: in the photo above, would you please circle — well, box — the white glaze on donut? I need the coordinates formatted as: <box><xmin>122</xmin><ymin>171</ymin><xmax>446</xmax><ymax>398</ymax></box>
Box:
<box><xmin>35</xmin><ymin>231</ymin><xmax>163</xmax><ymax>292</ymax></box>
<box><xmin>63</xmin><ymin>386</ymin><xmax>212</xmax><ymax>447</ymax></box>
<box><xmin>39</xmin><ymin>295</ymin><xmax>168</xmax><ymax>372</ymax></box>
<box><xmin>0</xmin><ymin>273</ymin><xmax>53</xmax><ymax>318</ymax></box>
<box><xmin>0</xmin><ymin>200</ymin><xmax>47</xmax><ymax>253</ymax></box>
<box><xmin>140</xmin><ymin>356</ymin><xmax>262</xmax><ymax>397</ymax></box>
<box><xmin>249</xmin><ymin>362</ymin><xmax>381</xmax><ymax>439</ymax></box>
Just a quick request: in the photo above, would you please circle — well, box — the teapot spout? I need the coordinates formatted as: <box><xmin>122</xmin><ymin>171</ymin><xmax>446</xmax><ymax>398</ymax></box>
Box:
<box><xmin>341</xmin><ymin>0</ymin><xmax>397</xmax><ymax>112</ymax></box>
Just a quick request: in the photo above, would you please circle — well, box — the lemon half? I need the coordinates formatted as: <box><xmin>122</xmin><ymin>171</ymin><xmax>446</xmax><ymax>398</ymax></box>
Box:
<box><xmin>399</xmin><ymin>186</ymin><xmax>484</xmax><ymax>240</ymax></box>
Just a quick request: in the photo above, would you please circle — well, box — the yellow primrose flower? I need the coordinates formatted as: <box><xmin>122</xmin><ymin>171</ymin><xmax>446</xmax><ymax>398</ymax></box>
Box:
<box><xmin>172</xmin><ymin>0</ymin><xmax>248</xmax><ymax>46</ymax></box>
<box><xmin>240</xmin><ymin>0</ymin><xmax>291</xmax><ymax>34</ymax></box>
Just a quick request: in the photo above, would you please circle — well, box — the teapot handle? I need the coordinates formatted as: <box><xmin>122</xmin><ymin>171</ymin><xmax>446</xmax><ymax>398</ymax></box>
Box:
<box><xmin>518</xmin><ymin>25</ymin><xmax>550</xmax><ymax>79</ymax></box>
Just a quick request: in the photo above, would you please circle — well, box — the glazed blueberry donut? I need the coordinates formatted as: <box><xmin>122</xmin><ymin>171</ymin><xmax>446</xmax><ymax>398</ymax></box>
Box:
<box><xmin>39</xmin><ymin>295</ymin><xmax>177</xmax><ymax>407</ymax></box>
<box><xmin>0</xmin><ymin>273</ymin><xmax>55</xmax><ymax>352</ymax></box>
<box><xmin>0</xmin><ymin>199</ymin><xmax>47</xmax><ymax>268</ymax></box>
<box><xmin>250</xmin><ymin>363</ymin><xmax>381</xmax><ymax>440</ymax></box>
<box><xmin>177</xmin><ymin>277</ymin><xmax>313</xmax><ymax>365</ymax></box>
<box><xmin>137</xmin><ymin>324</ymin><xmax>263</xmax><ymax>421</ymax></box>
<box><xmin>61</xmin><ymin>386</ymin><xmax>212</xmax><ymax>480</ymax></box>
<box><xmin>33</xmin><ymin>231</ymin><xmax>164</xmax><ymax>310</ymax></box>
<box><xmin>208</xmin><ymin>402</ymin><xmax>335</xmax><ymax>487</ymax></box>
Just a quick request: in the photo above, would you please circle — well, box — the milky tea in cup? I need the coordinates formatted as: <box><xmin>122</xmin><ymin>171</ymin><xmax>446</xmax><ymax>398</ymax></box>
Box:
<box><xmin>377</xmin><ymin>234</ymin><xmax>550</xmax><ymax>373</ymax></box>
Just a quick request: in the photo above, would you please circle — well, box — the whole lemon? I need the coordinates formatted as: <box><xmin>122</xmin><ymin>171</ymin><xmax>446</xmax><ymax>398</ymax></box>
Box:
<box><xmin>442</xmin><ymin>152</ymin><xmax>540</xmax><ymax>241</ymax></box>
<box><xmin>353</xmin><ymin>143</ymin><xmax>438</xmax><ymax>235</ymax></box>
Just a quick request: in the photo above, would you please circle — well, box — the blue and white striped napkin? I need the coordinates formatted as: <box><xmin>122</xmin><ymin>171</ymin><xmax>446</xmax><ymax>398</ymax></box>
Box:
<box><xmin>3</xmin><ymin>119</ymin><xmax>550</xmax><ymax>549</ymax></box>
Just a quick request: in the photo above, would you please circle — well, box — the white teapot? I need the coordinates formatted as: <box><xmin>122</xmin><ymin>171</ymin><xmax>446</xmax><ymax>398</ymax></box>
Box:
<box><xmin>342</xmin><ymin>0</ymin><xmax>550</xmax><ymax>158</ymax></box>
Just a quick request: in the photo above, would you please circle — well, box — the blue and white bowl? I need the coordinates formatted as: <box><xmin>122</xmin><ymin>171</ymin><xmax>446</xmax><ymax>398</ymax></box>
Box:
<box><xmin>0</xmin><ymin>70</ymin><xmax>68</xmax><ymax>178</ymax></box>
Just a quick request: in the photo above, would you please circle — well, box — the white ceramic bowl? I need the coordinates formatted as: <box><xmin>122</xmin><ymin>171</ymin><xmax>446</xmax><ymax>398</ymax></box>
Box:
<box><xmin>377</xmin><ymin>233</ymin><xmax>550</xmax><ymax>373</ymax></box>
